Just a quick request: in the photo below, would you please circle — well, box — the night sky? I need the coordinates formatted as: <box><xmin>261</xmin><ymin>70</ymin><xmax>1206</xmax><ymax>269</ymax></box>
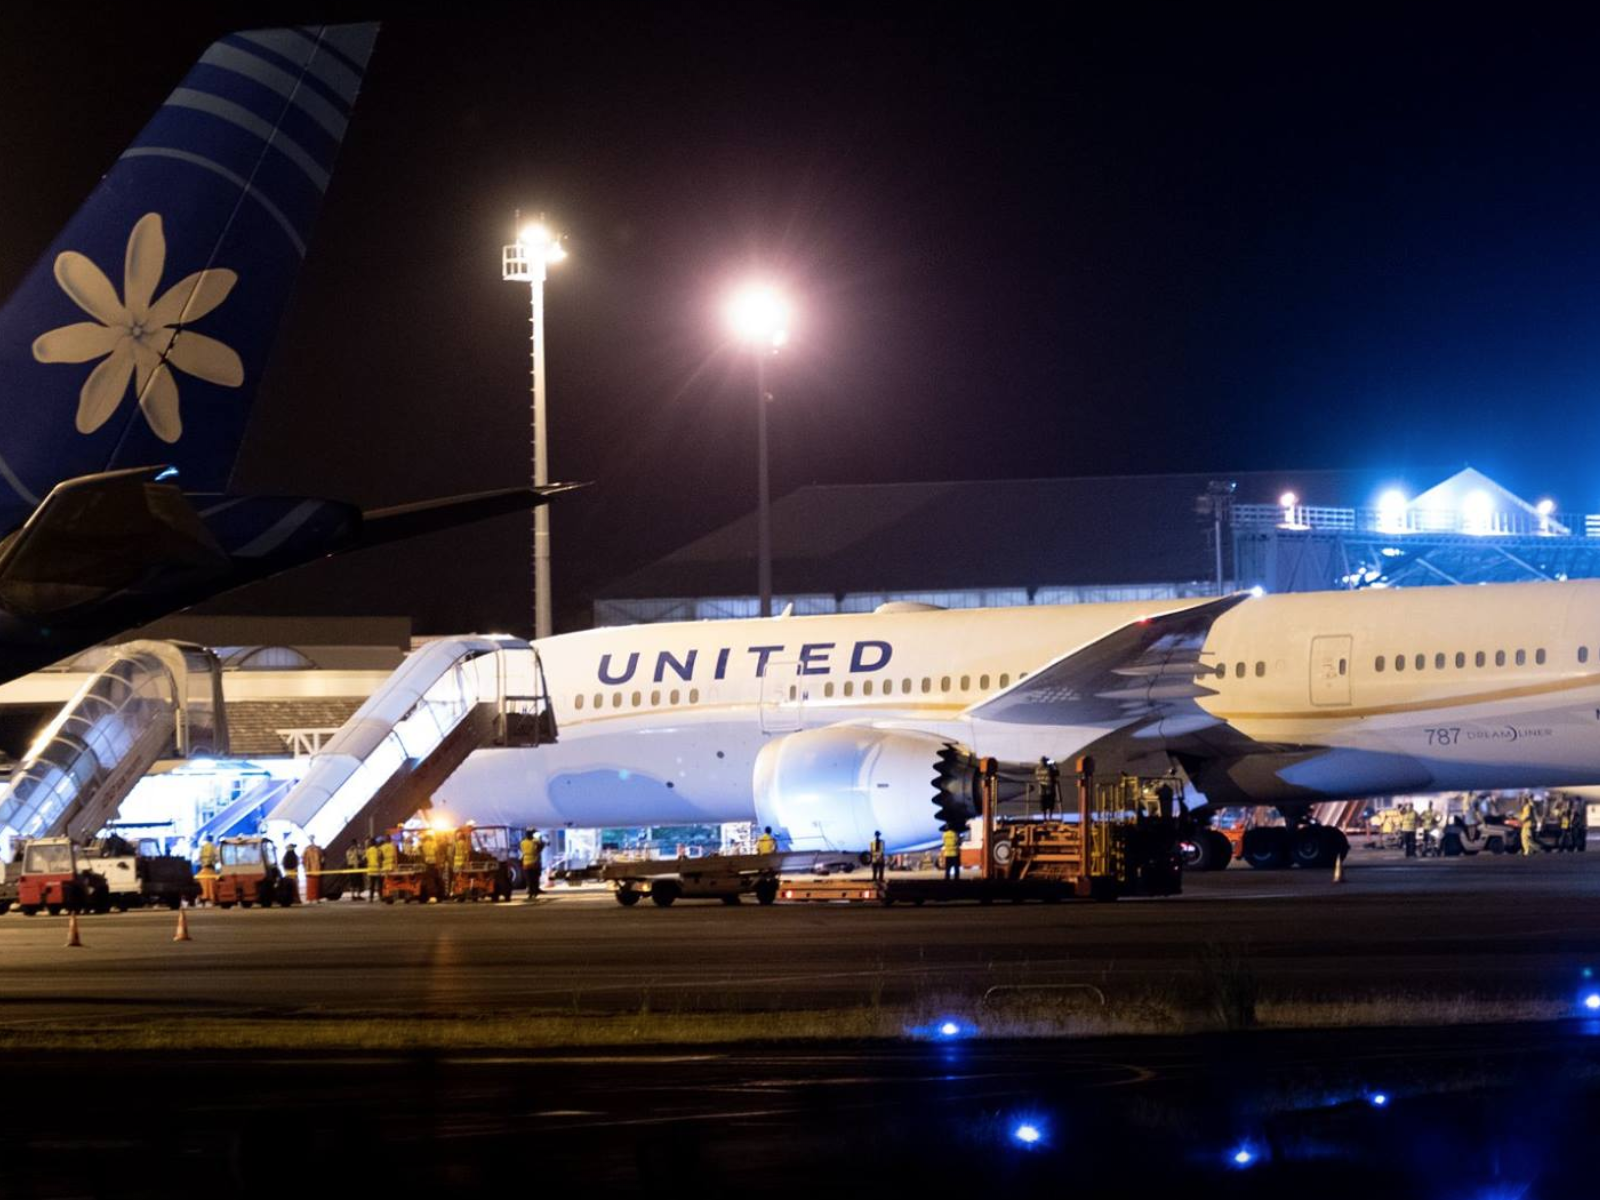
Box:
<box><xmin>2</xmin><ymin>7</ymin><xmax>1598</xmax><ymax>634</ymax></box>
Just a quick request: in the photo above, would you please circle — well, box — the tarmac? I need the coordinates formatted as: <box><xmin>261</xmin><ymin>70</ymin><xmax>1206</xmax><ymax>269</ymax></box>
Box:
<box><xmin>5</xmin><ymin>845</ymin><xmax>1600</xmax><ymax>1198</ymax></box>
<box><xmin>0</xmin><ymin>845</ymin><xmax>1597</xmax><ymax>1023</ymax></box>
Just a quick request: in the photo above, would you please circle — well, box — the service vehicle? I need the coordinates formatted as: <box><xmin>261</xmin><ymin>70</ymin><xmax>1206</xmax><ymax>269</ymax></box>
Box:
<box><xmin>445</xmin><ymin>825</ymin><xmax>516</xmax><ymax>902</ymax></box>
<box><xmin>14</xmin><ymin>837</ymin><xmax>107</xmax><ymax>916</ymax></box>
<box><xmin>213</xmin><ymin>836</ymin><xmax>295</xmax><ymax>909</ymax></box>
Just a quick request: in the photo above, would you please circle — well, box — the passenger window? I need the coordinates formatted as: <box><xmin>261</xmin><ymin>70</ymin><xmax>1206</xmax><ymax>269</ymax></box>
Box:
<box><xmin>960</xmin><ymin>675</ymin><xmax>970</xmax><ymax>690</ymax></box>
<box><xmin>921</xmin><ymin>678</ymin><xmax>932</xmax><ymax>694</ymax></box>
<box><xmin>789</xmin><ymin>685</ymin><xmax>797</xmax><ymax>700</ymax></box>
<box><xmin>593</xmin><ymin>693</ymin><xmax>603</xmax><ymax>708</ymax></box>
<box><xmin>1434</xmin><ymin>653</ymin><xmax>1445</xmax><ymax>670</ymax></box>
<box><xmin>689</xmin><ymin>688</ymin><xmax>700</xmax><ymax>704</ymax></box>
<box><xmin>1515</xmin><ymin>649</ymin><xmax>1526</xmax><ymax>666</ymax></box>
<box><xmin>1375</xmin><ymin>656</ymin><xmax>1385</xmax><ymax>672</ymax></box>
<box><xmin>1338</xmin><ymin>658</ymin><xmax>1347</xmax><ymax>676</ymax></box>
<box><xmin>1255</xmin><ymin>661</ymin><xmax>1265</xmax><ymax>677</ymax></box>
<box><xmin>999</xmin><ymin>673</ymin><xmax>1011</xmax><ymax>687</ymax></box>
<box><xmin>574</xmin><ymin>695</ymin><xmax>584</xmax><ymax>710</ymax></box>
<box><xmin>940</xmin><ymin>676</ymin><xmax>951</xmax><ymax>692</ymax></box>
<box><xmin>1582</xmin><ymin>647</ymin><xmax>1591</xmax><ymax>665</ymax></box>
<box><xmin>1455</xmin><ymin>652</ymin><xmax>1465</xmax><ymax>668</ymax></box>
<box><xmin>1414</xmin><ymin>654</ymin><xmax>1425</xmax><ymax>671</ymax></box>
<box><xmin>863</xmin><ymin>680</ymin><xmax>874</xmax><ymax>696</ymax></box>
<box><xmin>843</xmin><ymin>681</ymin><xmax>854</xmax><ymax>697</ymax></box>
<box><xmin>1395</xmin><ymin>656</ymin><xmax>1406</xmax><ymax>672</ymax></box>
<box><xmin>1235</xmin><ymin>662</ymin><xmax>1245</xmax><ymax>679</ymax></box>
<box><xmin>1535</xmin><ymin>648</ymin><xmax>1546</xmax><ymax>665</ymax></box>
<box><xmin>670</xmin><ymin>689</ymin><xmax>680</xmax><ymax>704</ymax></box>
<box><xmin>1475</xmin><ymin>651</ymin><xmax>1486</xmax><ymax>667</ymax></box>
<box><xmin>631</xmin><ymin>691</ymin><xmax>641</xmax><ymax>707</ymax></box>
<box><xmin>824</xmin><ymin>682</ymin><xmax>835</xmax><ymax>698</ymax></box>
<box><xmin>980</xmin><ymin>674</ymin><xmax>991</xmax><ymax>689</ymax></box>
<box><xmin>612</xmin><ymin>693</ymin><xmax>623</xmax><ymax>708</ymax></box>
<box><xmin>650</xmin><ymin>690</ymin><xmax>660</xmax><ymax>706</ymax></box>
<box><xmin>902</xmin><ymin>679</ymin><xmax>912</xmax><ymax>695</ymax></box>
<box><xmin>1495</xmin><ymin>651</ymin><xmax>1506</xmax><ymax>667</ymax></box>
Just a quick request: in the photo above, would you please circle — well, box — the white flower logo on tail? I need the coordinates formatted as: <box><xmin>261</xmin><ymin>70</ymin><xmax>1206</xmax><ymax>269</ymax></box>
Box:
<box><xmin>31</xmin><ymin>213</ymin><xmax>242</xmax><ymax>444</ymax></box>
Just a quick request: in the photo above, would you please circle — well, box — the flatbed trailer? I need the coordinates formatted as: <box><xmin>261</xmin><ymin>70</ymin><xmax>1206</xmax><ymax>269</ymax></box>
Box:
<box><xmin>603</xmin><ymin>850</ymin><xmax>869</xmax><ymax>907</ymax></box>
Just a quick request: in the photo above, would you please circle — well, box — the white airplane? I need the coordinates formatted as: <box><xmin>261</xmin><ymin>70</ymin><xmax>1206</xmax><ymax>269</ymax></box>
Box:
<box><xmin>437</xmin><ymin>578</ymin><xmax>1600</xmax><ymax>869</ymax></box>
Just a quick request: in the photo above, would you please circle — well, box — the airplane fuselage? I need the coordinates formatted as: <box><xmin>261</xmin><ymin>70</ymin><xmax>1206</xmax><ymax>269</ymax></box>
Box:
<box><xmin>437</xmin><ymin>580</ymin><xmax>1600</xmax><ymax>842</ymax></box>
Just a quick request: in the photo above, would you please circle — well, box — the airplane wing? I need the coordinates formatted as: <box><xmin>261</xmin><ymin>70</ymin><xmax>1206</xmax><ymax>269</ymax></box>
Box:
<box><xmin>355</xmin><ymin>483</ymin><xmax>587</xmax><ymax>549</ymax></box>
<box><xmin>964</xmin><ymin>593</ymin><xmax>1250</xmax><ymax>729</ymax></box>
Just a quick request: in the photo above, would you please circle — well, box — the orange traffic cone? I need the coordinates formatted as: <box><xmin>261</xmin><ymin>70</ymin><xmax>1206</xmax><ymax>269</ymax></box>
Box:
<box><xmin>174</xmin><ymin>907</ymin><xmax>191</xmax><ymax>942</ymax></box>
<box><xmin>65</xmin><ymin>912</ymin><xmax>82</xmax><ymax>947</ymax></box>
<box><xmin>1332</xmin><ymin>852</ymin><xmax>1346</xmax><ymax>884</ymax></box>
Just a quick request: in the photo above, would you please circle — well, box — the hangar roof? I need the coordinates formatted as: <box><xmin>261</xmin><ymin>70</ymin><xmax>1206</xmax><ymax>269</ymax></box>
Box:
<box><xmin>598</xmin><ymin>469</ymin><xmax>1418</xmax><ymax>599</ymax></box>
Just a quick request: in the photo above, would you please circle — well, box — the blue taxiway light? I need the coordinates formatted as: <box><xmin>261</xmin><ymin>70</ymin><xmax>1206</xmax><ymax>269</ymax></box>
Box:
<box><xmin>1231</xmin><ymin>1146</ymin><xmax>1256</xmax><ymax>1167</ymax></box>
<box><xmin>1583</xmin><ymin>992</ymin><xmax>1600</xmax><ymax>1012</ymax></box>
<box><xmin>939</xmin><ymin>1021</ymin><xmax>961</xmax><ymax>1037</ymax></box>
<box><xmin>1369</xmin><ymin>1092</ymin><xmax>1389</xmax><ymax>1108</ymax></box>
<box><xmin>1013</xmin><ymin>1123</ymin><xmax>1042</xmax><ymax>1146</ymax></box>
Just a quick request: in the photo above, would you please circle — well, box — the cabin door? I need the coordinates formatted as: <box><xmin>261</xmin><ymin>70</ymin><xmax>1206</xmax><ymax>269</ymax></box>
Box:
<box><xmin>1309</xmin><ymin>635</ymin><xmax>1353</xmax><ymax>706</ymax></box>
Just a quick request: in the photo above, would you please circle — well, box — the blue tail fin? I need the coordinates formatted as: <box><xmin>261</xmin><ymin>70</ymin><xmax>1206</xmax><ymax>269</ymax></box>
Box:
<box><xmin>0</xmin><ymin>23</ymin><xmax>379</xmax><ymax>519</ymax></box>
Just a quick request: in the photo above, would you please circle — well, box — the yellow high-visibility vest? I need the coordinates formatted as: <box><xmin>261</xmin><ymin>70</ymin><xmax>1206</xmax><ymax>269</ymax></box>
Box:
<box><xmin>755</xmin><ymin>833</ymin><xmax>776</xmax><ymax>854</ymax></box>
<box><xmin>520</xmin><ymin>837</ymin><xmax>537</xmax><ymax>866</ymax></box>
<box><xmin>365</xmin><ymin>846</ymin><xmax>380</xmax><ymax>871</ymax></box>
<box><xmin>941</xmin><ymin>830</ymin><xmax>959</xmax><ymax>856</ymax></box>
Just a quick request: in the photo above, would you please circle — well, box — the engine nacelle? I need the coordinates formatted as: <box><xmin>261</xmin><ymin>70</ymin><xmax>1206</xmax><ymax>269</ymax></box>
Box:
<box><xmin>753</xmin><ymin>727</ymin><xmax>978</xmax><ymax>853</ymax></box>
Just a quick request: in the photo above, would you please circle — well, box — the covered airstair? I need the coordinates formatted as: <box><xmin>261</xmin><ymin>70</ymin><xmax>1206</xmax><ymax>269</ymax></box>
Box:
<box><xmin>268</xmin><ymin>636</ymin><xmax>555</xmax><ymax>863</ymax></box>
<box><xmin>0</xmin><ymin>641</ymin><xmax>227</xmax><ymax>856</ymax></box>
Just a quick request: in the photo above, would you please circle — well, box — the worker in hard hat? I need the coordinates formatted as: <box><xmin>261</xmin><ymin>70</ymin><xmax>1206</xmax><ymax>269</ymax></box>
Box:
<box><xmin>869</xmin><ymin>830</ymin><xmax>886</xmax><ymax>884</ymax></box>
<box><xmin>755</xmin><ymin>826</ymin><xmax>777</xmax><ymax>855</ymax></box>
<box><xmin>379</xmin><ymin>835</ymin><xmax>398</xmax><ymax>885</ymax></box>
<box><xmin>365</xmin><ymin>837</ymin><xmax>382</xmax><ymax>899</ymax></box>
<box><xmin>1033</xmin><ymin>757</ymin><xmax>1060</xmax><ymax>817</ymax></box>
<box><xmin>1398</xmin><ymin>801</ymin><xmax>1419</xmax><ymax>858</ymax></box>
<box><xmin>941</xmin><ymin>825</ymin><xmax>961</xmax><ymax>880</ymax></box>
<box><xmin>1519</xmin><ymin>796</ymin><xmax>1539</xmax><ymax>856</ymax></box>
<box><xmin>452</xmin><ymin>827</ymin><xmax>471</xmax><ymax>877</ymax></box>
<box><xmin>196</xmin><ymin>835</ymin><xmax>219</xmax><ymax>906</ymax></box>
<box><xmin>345</xmin><ymin>842</ymin><xmax>364</xmax><ymax>900</ymax></box>
<box><xmin>520</xmin><ymin>829</ymin><xmax>545</xmax><ymax>899</ymax></box>
<box><xmin>198</xmin><ymin>833</ymin><xmax>218</xmax><ymax>874</ymax></box>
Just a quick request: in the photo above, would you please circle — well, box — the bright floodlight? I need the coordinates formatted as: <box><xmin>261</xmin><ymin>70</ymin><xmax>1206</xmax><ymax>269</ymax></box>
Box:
<box><xmin>1369</xmin><ymin>1092</ymin><xmax>1389</xmax><ymax>1107</ymax></box>
<box><xmin>1232</xmin><ymin>1147</ymin><xmax>1255</xmax><ymax>1167</ymax></box>
<box><xmin>1537</xmin><ymin>498</ymin><xmax>1556</xmax><ymax>516</ymax></box>
<box><xmin>1463</xmin><ymin>489</ymin><xmax>1493</xmax><ymax>534</ymax></box>
<box><xmin>1013</xmin><ymin>1123</ymin><xmax>1042</xmax><ymax>1146</ymax></box>
<box><xmin>1584</xmin><ymin>992</ymin><xmax>1600</xmax><ymax>1012</ymax></box>
<box><xmin>1378</xmin><ymin>489</ymin><xmax>1408</xmax><ymax>534</ymax></box>
<box><xmin>518</xmin><ymin>222</ymin><xmax>568</xmax><ymax>266</ymax></box>
<box><xmin>939</xmin><ymin>1021</ymin><xmax>960</xmax><ymax>1037</ymax></box>
<box><xmin>1279</xmin><ymin>491</ymin><xmax>1298</xmax><ymax>509</ymax></box>
<box><xmin>727</xmin><ymin>284</ymin><xmax>791</xmax><ymax>348</ymax></box>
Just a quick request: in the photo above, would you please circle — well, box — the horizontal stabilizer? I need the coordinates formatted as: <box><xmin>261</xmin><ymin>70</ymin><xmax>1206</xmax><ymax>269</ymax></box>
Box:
<box><xmin>356</xmin><ymin>483</ymin><xmax>586</xmax><ymax>549</ymax></box>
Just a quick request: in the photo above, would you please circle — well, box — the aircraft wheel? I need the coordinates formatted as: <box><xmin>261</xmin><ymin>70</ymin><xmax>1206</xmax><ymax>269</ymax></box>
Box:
<box><xmin>1242</xmin><ymin>827</ymin><xmax>1290</xmax><ymax>869</ymax></box>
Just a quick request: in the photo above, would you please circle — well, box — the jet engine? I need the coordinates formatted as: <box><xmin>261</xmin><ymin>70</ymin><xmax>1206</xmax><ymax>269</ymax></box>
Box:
<box><xmin>752</xmin><ymin>727</ymin><xmax>980</xmax><ymax>852</ymax></box>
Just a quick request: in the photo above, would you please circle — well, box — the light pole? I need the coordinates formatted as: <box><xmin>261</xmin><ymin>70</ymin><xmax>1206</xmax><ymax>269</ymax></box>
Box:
<box><xmin>502</xmin><ymin>214</ymin><xmax>567</xmax><ymax>640</ymax></box>
<box><xmin>725</xmin><ymin>284</ymin><xmax>791</xmax><ymax>618</ymax></box>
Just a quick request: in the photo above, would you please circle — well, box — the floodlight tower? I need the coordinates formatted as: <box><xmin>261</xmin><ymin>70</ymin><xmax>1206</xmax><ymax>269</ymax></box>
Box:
<box><xmin>502</xmin><ymin>213</ymin><xmax>568</xmax><ymax>640</ymax></box>
<box><xmin>725</xmin><ymin>284</ymin><xmax>791</xmax><ymax>619</ymax></box>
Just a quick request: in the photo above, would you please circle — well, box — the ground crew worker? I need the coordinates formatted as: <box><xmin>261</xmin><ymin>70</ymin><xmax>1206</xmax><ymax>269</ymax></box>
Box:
<box><xmin>1559</xmin><ymin>798</ymin><xmax>1574</xmax><ymax>851</ymax></box>
<box><xmin>422</xmin><ymin>829</ymin><xmax>438</xmax><ymax>868</ymax></box>
<box><xmin>197</xmin><ymin>859</ymin><xmax>219</xmax><ymax>906</ymax></box>
<box><xmin>282</xmin><ymin>842</ymin><xmax>300</xmax><ymax>902</ymax></box>
<box><xmin>1033</xmin><ymin>757</ymin><xmax>1060</xmax><ymax>817</ymax></box>
<box><xmin>755</xmin><ymin>826</ymin><xmax>777</xmax><ymax>855</ymax></box>
<box><xmin>1519</xmin><ymin>797</ymin><xmax>1539</xmax><ymax>856</ymax></box>
<box><xmin>365</xmin><ymin>837</ymin><xmax>382</xmax><ymax>899</ymax></box>
<box><xmin>1398</xmin><ymin>801</ymin><xmax>1419</xmax><ymax>858</ymax></box>
<box><xmin>198</xmin><ymin>833</ymin><xmax>218</xmax><ymax>874</ymax></box>
<box><xmin>453</xmin><ymin>828</ymin><xmax>471</xmax><ymax>885</ymax></box>
<box><xmin>345</xmin><ymin>842</ymin><xmax>364</xmax><ymax>900</ymax></box>
<box><xmin>869</xmin><ymin>830</ymin><xmax>886</xmax><ymax>884</ymax></box>
<box><xmin>941</xmin><ymin>825</ymin><xmax>961</xmax><ymax>880</ymax></box>
<box><xmin>379</xmin><ymin>836</ymin><xmax>398</xmax><ymax>884</ymax></box>
<box><xmin>520</xmin><ymin>829</ymin><xmax>545</xmax><ymax>899</ymax></box>
<box><xmin>303</xmin><ymin>837</ymin><xmax>323</xmax><ymax>902</ymax></box>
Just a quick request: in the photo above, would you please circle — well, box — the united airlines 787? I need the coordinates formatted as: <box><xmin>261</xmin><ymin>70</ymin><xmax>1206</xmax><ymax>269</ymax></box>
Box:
<box><xmin>438</xmin><ymin>580</ymin><xmax>1600</xmax><ymax>868</ymax></box>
